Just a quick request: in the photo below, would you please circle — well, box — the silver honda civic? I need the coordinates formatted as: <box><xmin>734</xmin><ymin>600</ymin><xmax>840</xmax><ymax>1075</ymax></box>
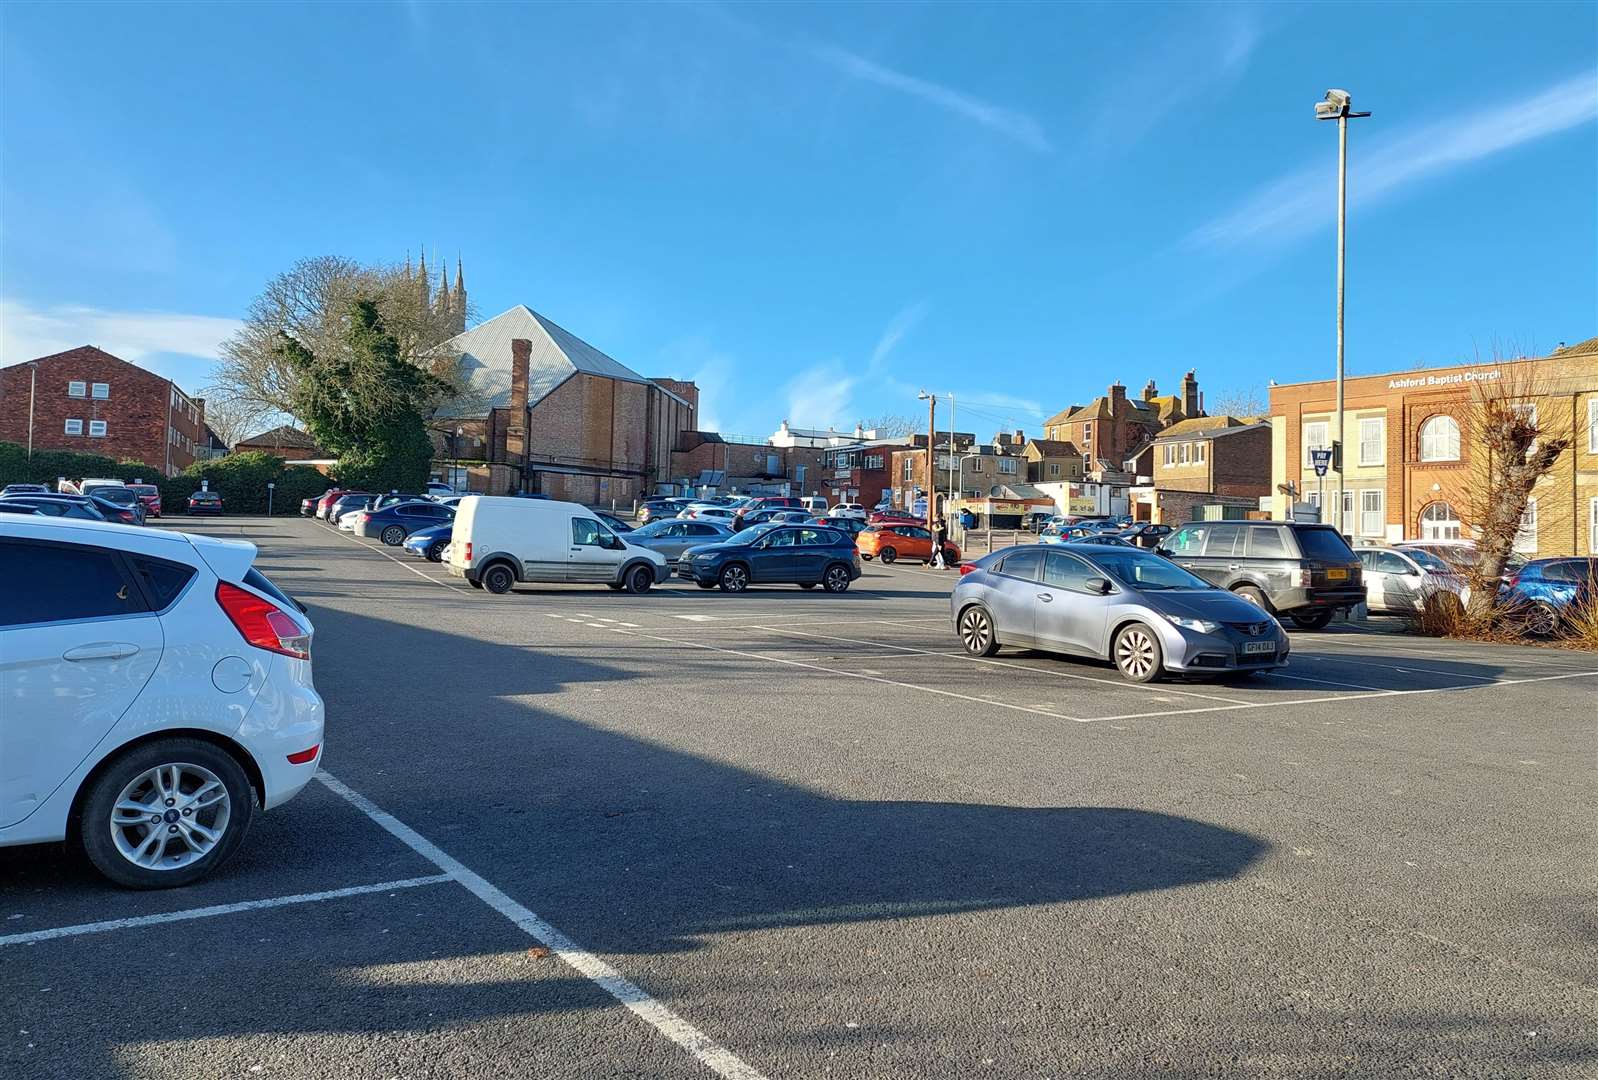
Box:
<box><xmin>949</xmin><ymin>542</ymin><xmax>1291</xmax><ymax>682</ymax></box>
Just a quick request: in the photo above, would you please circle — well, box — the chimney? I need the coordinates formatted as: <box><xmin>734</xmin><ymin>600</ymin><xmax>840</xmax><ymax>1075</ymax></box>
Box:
<box><xmin>1181</xmin><ymin>369</ymin><xmax>1200</xmax><ymax>417</ymax></box>
<box><xmin>1108</xmin><ymin>382</ymin><xmax>1127</xmax><ymax>411</ymax></box>
<box><xmin>194</xmin><ymin>397</ymin><xmax>205</xmax><ymax>433</ymax></box>
<box><xmin>1014</xmin><ymin>429</ymin><xmax>1025</xmax><ymax>445</ymax></box>
<box><xmin>510</xmin><ymin>338</ymin><xmax>531</xmax><ymax>417</ymax></box>
<box><xmin>1142</xmin><ymin>379</ymin><xmax>1157</xmax><ymax>401</ymax></box>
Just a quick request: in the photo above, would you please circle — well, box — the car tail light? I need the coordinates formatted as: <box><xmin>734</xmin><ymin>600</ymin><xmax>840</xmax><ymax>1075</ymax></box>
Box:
<box><xmin>1295</xmin><ymin>568</ymin><xmax>1313</xmax><ymax>587</ymax></box>
<box><xmin>1506</xmin><ymin>573</ymin><xmax>1521</xmax><ymax>589</ymax></box>
<box><xmin>462</xmin><ymin>541</ymin><xmax>473</xmax><ymax>563</ymax></box>
<box><xmin>960</xmin><ymin>563</ymin><xmax>978</xmax><ymax>576</ymax></box>
<box><xmin>286</xmin><ymin>745</ymin><xmax>320</xmax><ymax>765</ymax></box>
<box><xmin>216</xmin><ymin>581</ymin><xmax>311</xmax><ymax>659</ymax></box>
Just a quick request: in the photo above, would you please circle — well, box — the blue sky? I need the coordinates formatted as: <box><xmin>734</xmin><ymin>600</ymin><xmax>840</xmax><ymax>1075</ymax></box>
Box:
<box><xmin>2</xmin><ymin>1</ymin><xmax>1594</xmax><ymax>437</ymax></box>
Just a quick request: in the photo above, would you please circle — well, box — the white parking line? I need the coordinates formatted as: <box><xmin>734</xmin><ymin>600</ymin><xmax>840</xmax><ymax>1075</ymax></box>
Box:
<box><xmin>1082</xmin><ymin>670</ymin><xmax>1598</xmax><ymax>723</ymax></box>
<box><xmin>754</xmin><ymin>625</ymin><xmax>1253</xmax><ymax>706</ymax></box>
<box><xmin>316</xmin><ymin>772</ymin><xmax>768</xmax><ymax>1080</ymax></box>
<box><xmin>1263</xmin><ymin>671</ymin><xmax>1386</xmax><ymax>692</ymax></box>
<box><xmin>0</xmin><ymin>874</ymin><xmax>452</xmax><ymax>947</ymax></box>
<box><xmin>610</xmin><ymin>627</ymin><xmax>1086</xmax><ymax>722</ymax></box>
<box><xmin>1303</xmin><ymin>654</ymin><xmax>1506</xmax><ymax>682</ymax></box>
<box><xmin>315</xmin><ymin>522</ymin><xmax>468</xmax><ymax>593</ymax></box>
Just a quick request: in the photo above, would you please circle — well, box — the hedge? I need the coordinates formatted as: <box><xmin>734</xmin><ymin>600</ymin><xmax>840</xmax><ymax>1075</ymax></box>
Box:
<box><xmin>0</xmin><ymin>443</ymin><xmax>333</xmax><ymax>514</ymax></box>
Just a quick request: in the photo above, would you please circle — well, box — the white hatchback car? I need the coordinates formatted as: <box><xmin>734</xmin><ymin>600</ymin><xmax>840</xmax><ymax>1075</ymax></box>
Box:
<box><xmin>829</xmin><ymin>503</ymin><xmax>868</xmax><ymax>520</ymax></box>
<box><xmin>0</xmin><ymin>517</ymin><xmax>325</xmax><ymax>888</ymax></box>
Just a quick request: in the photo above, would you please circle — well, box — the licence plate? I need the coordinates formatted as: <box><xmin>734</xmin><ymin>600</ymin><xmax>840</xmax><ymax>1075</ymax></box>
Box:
<box><xmin>1325</xmin><ymin>568</ymin><xmax>1348</xmax><ymax>580</ymax></box>
<box><xmin>1242</xmin><ymin>641</ymin><xmax>1276</xmax><ymax>655</ymax></box>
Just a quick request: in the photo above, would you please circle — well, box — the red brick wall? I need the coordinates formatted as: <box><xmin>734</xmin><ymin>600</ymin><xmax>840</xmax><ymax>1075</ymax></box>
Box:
<box><xmin>0</xmin><ymin>346</ymin><xmax>202</xmax><ymax>475</ymax></box>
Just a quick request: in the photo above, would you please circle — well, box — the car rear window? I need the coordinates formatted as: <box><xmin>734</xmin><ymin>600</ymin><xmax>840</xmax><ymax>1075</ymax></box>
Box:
<box><xmin>244</xmin><ymin>567</ymin><xmax>298</xmax><ymax>610</ymax></box>
<box><xmin>129</xmin><ymin>555</ymin><xmax>197</xmax><ymax>610</ymax></box>
<box><xmin>1294</xmin><ymin>526</ymin><xmax>1355</xmax><ymax>561</ymax></box>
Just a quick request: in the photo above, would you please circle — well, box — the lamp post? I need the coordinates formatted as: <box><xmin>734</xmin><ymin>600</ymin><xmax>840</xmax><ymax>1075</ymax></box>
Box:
<box><xmin>917</xmin><ymin>390</ymin><xmax>936</xmax><ymax>528</ymax></box>
<box><xmin>946</xmin><ymin>393</ymin><xmax>957</xmax><ymax>526</ymax></box>
<box><xmin>1315</xmin><ymin>88</ymin><xmax>1370</xmax><ymax>535</ymax></box>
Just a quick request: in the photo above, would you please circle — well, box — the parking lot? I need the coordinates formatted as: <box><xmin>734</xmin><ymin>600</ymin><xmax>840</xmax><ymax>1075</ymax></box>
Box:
<box><xmin>4</xmin><ymin>514</ymin><xmax>1594</xmax><ymax>1079</ymax></box>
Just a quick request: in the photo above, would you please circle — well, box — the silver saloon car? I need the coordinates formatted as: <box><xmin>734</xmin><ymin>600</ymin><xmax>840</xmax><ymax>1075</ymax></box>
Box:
<box><xmin>626</xmin><ymin>518</ymin><xmax>734</xmax><ymax>565</ymax></box>
<box><xmin>950</xmin><ymin>544</ymin><xmax>1290</xmax><ymax>682</ymax></box>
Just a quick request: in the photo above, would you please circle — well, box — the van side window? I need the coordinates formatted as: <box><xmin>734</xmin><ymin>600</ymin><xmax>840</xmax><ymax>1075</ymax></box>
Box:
<box><xmin>572</xmin><ymin>518</ymin><xmax>605</xmax><ymax>546</ymax></box>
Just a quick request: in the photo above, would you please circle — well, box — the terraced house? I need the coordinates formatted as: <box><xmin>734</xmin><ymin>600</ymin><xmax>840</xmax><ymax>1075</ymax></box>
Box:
<box><xmin>1268</xmin><ymin>339</ymin><xmax>1598</xmax><ymax>555</ymax></box>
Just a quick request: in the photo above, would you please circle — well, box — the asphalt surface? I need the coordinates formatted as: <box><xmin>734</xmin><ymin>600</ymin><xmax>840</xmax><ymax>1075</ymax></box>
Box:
<box><xmin>4</xmin><ymin>514</ymin><xmax>1594</xmax><ymax>1080</ymax></box>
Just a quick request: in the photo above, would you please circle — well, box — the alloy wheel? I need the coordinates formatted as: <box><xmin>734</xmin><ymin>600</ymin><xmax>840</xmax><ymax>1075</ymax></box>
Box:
<box><xmin>959</xmin><ymin>608</ymin><xmax>993</xmax><ymax>655</ymax></box>
<box><xmin>1115</xmin><ymin>627</ymin><xmax>1157</xmax><ymax>681</ymax></box>
<box><xmin>109</xmin><ymin>763</ymin><xmax>231</xmax><ymax>872</ymax></box>
<box><xmin>720</xmin><ymin>565</ymin><xmax>748</xmax><ymax>592</ymax></box>
<box><xmin>824</xmin><ymin>566</ymin><xmax>850</xmax><ymax>592</ymax></box>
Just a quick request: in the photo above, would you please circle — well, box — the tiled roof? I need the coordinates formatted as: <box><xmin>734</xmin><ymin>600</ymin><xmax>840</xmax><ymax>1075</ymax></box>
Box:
<box><xmin>1154</xmin><ymin>415</ymin><xmax>1269</xmax><ymax>441</ymax></box>
<box><xmin>238</xmin><ymin>425</ymin><xmax>320</xmax><ymax>448</ymax></box>
<box><xmin>1551</xmin><ymin>336</ymin><xmax>1598</xmax><ymax>356</ymax></box>
<box><xmin>1025</xmin><ymin>438</ymin><xmax>1080</xmax><ymax>456</ymax></box>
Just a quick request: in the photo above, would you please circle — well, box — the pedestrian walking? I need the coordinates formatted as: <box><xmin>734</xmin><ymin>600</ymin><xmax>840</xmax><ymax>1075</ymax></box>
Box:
<box><xmin>732</xmin><ymin>509</ymin><xmax>746</xmax><ymax>533</ymax></box>
<box><xmin>931</xmin><ymin>516</ymin><xmax>949</xmax><ymax>569</ymax></box>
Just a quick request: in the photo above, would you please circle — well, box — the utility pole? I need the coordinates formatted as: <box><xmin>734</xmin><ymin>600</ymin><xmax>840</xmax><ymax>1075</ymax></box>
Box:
<box><xmin>926</xmin><ymin>392</ymin><xmax>936</xmax><ymax>527</ymax></box>
<box><xmin>26</xmin><ymin>363</ymin><xmax>38</xmax><ymax>460</ymax></box>
<box><xmin>1315</xmin><ymin>88</ymin><xmax>1370</xmax><ymax>535</ymax></box>
<box><xmin>947</xmin><ymin>393</ymin><xmax>957</xmax><ymax>536</ymax></box>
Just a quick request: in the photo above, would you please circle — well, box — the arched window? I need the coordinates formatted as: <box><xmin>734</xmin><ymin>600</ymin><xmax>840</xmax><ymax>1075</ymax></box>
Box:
<box><xmin>1420</xmin><ymin>501</ymin><xmax>1462</xmax><ymax>540</ymax></box>
<box><xmin>1419</xmin><ymin>415</ymin><xmax>1460</xmax><ymax>461</ymax></box>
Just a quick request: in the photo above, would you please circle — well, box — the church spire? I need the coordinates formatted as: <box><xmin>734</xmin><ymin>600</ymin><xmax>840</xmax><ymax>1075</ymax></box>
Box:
<box><xmin>416</xmin><ymin>247</ymin><xmax>430</xmax><ymax>308</ymax></box>
<box><xmin>451</xmin><ymin>257</ymin><xmax>467</xmax><ymax>334</ymax></box>
<box><xmin>434</xmin><ymin>263</ymin><xmax>450</xmax><ymax>317</ymax></box>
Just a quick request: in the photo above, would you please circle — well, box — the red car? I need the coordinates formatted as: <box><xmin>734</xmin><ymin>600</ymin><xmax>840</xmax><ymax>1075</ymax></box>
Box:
<box><xmin>314</xmin><ymin>488</ymin><xmax>349</xmax><ymax>519</ymax></box>
<box><xmin>124</xmin><ymin>483</ymin><xmax>162</xmax><ymax>518</ymax></box>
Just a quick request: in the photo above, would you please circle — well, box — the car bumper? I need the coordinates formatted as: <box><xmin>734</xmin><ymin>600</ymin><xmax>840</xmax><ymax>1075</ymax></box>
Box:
<box><xmin>187</xmin><ymin>505</ymin><xmax>223</xmax><ymax>515</ymax></box>
<box><xmin>237</xmin><ymin>656</ymin><xmax>325</xmax><ymax>811</ymax></box>
<box><xmin>678</xmin><ymin>561</ymin><xmax>718</xmax><ymax>583</ymax></box>
<box><xmin>1273</xmin><ymin>585</ymin><xmax>1367</xmax><ymax>612</ymax></box>
<box><xmin>1158</xmin><ymin>621</ymin><xmax>1291</xmax><ymax>673</ymax></box>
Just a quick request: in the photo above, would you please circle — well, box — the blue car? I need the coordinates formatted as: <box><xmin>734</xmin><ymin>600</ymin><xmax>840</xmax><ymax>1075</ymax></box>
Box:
<box><xmin>677</xmin><ymin>523</ymin><xmax>861</xmax><ymax>593</ymax></box>
<box><xmin>352</xmin><ymin>499</ymin><xmax>454</xmax><ymax>545</ymax></box>
<box><xmin>1503</xmin><ymin>557</ymin><xmax>1597</xmax><ymax>636</ymax></box>
<box><xmin>402</xmin><ymin>521</ymin><xmax>453</xmax><ymax>562</ymax></box>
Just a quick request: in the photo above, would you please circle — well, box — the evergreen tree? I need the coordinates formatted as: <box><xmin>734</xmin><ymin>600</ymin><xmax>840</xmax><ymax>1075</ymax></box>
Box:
<box><xmin>278</xmin><ymin>299</ymin><xmax>444</xmax><ymax>491</ymax></box>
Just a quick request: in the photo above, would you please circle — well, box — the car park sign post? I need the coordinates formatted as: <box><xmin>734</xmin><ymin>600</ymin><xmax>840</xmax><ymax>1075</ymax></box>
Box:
<box><xmin>1311</xmin><ymin>449</ymin><xmax>1333</xmax><ymax>517</ymax></box>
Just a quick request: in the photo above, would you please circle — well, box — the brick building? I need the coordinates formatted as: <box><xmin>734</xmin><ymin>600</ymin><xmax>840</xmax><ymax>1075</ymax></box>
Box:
<box><xmin>669</xmin><ymin>432</ymin><xmax>827</xmax><ymax>496</ymax></box>
<box><xmin>433</xmin><ymin>305</ymin><xmax>698</xmax><ymax>502</ymax></box>
<box><xmin>1268</xmin><ymin>341</ymin><xmax>1598</xmax><ymax>553</ymax></box>
<box><xmin>1151</xmin><ymin>416</ymin><xmax>1271</xmax><ymax>498</ymax></box>
<box><xmin>1022</xmin><ymin>438</ymin><xmax>1084</xmax><ymax>485</ymax></box>
<box><xmin>0</xmin><ymin>346</ymin><xmax>206</xmax><ymax>475</ymax></box>
<box><xmin>818</xmin><ymin>438</ymin><xmax>912</xmax><ymax>508</ymax></box>
<box><xmin>234</xmin><ymin>425</ymin><xmax>325</xmax><ymax>460</ymax></box>
<box><xmin>891</xmin><ymin>432</ymin><xmax>1026</xmax><ymax>514</ymax></box>
<box><xmin>1043</xmin><ymin>372</ymin><xmax>1201</xmax><ymax>465</ymax></box>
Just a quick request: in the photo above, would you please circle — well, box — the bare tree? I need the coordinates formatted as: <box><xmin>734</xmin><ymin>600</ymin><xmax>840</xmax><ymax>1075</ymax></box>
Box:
<box><xmin>856</xmin><ymin>414</ymin><xmax>918</xmax><ymax>438</ymax></box>
<box><xmin>1206</xmin><ymin>386</ymin><xmax>1266</xmax><ymax>418</ymax></box>
<box><xmin>197</xmin><ymin>396</ymin><xmax>264</xmax><ymax>448</ymax></box>
<box><xmin>209</xmin><ymin>256</ymin><xmax>481</xmax><ymax>426</ymax></box>
<box><xmin>1449</xmin><ymin>362</ymin><xmax>1572</xmax><ymax>621</ymax></box>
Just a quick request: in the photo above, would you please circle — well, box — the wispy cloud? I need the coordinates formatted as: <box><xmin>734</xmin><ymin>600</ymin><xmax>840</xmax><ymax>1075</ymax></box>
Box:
<box><xmin>868</xmin><ymin>301</ymin><xmax>930</xmax><ymax>372</ymax></box>
<box><xmin>805</xmin><ymin>43</ymin><xmax>1051</xmax><ymax>153</ymax></box>
<box><xmin>1191</xmin><ymin>70</ymin><xmax>1598</xmax><ymax>251</ymax></box>
<box><xmin>783</xmin><ymin>360</ymin><xmax>858</xmax><ymax>428</ymax></box>
<box><xmin>0</xmin><ymin>298</ymin><xmax>241</xmax><ymax>367</ymax></box>
<box><xmin>1084</xmin><ymin>5</ymin><xmax>1264</xmax><ymax>157</ymax></box>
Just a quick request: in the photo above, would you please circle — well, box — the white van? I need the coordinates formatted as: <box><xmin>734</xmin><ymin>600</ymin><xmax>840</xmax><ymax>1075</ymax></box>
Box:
<box><xmin>800</xmin><ymin>496</ymin><xmax>828</xmax><ymax>517</ymax></box>
<box><xmin>446</xmin><ymin>496</ymin><xmax>668</xmax><ymax>594</ymax></box>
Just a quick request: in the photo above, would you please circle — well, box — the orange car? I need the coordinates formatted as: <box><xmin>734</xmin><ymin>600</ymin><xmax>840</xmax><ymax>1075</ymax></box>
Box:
<box><xmin>857</xmin><ymin>524</ymin><xmax>960</xmax><ymax>566</ymax></box>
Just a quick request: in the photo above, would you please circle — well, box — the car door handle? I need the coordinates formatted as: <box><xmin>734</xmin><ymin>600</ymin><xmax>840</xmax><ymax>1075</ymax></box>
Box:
<box><xmin>1228</xmin><ymin>564</ymin><xmax>1241</xmax><ymax>570</ymax></box>
<box><xmin>570</xmin><ymin>546</ymin><xmax>582</xmax><ymax>552</ymax></box>
<box><xmin>1036</xmin><ymin>593</ymin><xmax>1053</xmax><ymax>602</ymax></box>
<box><xmin>63</xmin><ymin>642</ymin><xmax>140</xmax><ymax>662</ymax></box>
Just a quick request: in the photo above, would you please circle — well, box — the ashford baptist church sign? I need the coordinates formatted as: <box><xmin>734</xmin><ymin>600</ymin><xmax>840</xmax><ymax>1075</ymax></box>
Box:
<box><xmin>1386</xmin><ymin>366</ymin><xmax>1502</xmax><ymax>390</ymax></box>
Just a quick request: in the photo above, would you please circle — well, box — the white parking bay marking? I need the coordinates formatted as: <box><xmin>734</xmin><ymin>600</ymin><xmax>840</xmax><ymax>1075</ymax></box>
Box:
<box><xmin>671</xmin><ymin>614</ymin><xmax>721</xmax><ymax>622</ymax></box>
<box><xmin>0</xmin><ymin>875</ymin><xmax>452</xmax><ymax>947</ymax></box>
<box><xmin>315</xmin><ymin>772</ymin><xmax>768</xmax><ymax>1080</ymax></box>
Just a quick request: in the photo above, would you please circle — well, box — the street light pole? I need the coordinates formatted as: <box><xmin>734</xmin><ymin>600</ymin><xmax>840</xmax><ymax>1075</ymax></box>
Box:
<box><xmin>1316</xmin><ymin>88</ymin><xmax>1370</xmax><ymax>536</ymax></box>
<box><xmin>947</xmin><ymin>393</ymin><xmax>956</xmax><ymax>530</ymax></box>
<box><xmin>918</xmin><ymin>390</ymin><xmax>936</xmax><ymax>529</ymax></box>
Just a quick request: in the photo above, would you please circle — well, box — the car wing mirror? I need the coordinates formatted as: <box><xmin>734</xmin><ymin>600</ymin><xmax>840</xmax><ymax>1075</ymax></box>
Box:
<box><xmin>1153</xmin><ymin>546</ymin><xmax>1171</xmax><ymax>557</ymax></box>
<box><xmin>1086</xmin><ymin>576</ymin><xmax>1113</xmax><ymax>595</ymax></box>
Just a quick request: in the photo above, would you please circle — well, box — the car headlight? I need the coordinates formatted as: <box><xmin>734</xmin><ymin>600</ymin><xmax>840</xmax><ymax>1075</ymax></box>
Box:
<box><xmin>1164</xmin><ymin>614</ymin><xmax>1219</xmax><ymax>634</ymax></box>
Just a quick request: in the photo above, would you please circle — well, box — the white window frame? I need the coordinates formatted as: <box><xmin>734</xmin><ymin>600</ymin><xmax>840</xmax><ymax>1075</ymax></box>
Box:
<box><xmin>91</xmin><ymin>382</ymin><xmax>110</xmax><ymax>399</ymax></box>
<box><xmin>1163</xmin><ymin>444</ymin><xmax>1175</xmax><ymax>466</ymax></box>
<box><xmin>1304</xmin><ymin>420</ymin><xmax>1330</xmax><ymax>464</ymax></box>
<box><xmin>1360</xmin><ymin>489</ymin><xmax>1384</xmax><ymax>537</ymax></box>
<box><xmin>1420</xmin><ymin>501</ymin><xmax>1461</xmax><ymax>540</ymax></box>
<box><xmin>67</xmin><ymin>380</ymin><xmax>87</xmax><ymax>398</ymax></box>
<box><xmin>1514</xmin><ymin>497</ymin><xmax>1538</xmax><ymax>554</ymax></box>
<box><xmin>1419</xmin><ymin>415</ymin><xmax>1460</xmax><ymax>462</ymax></box>
<box><xmin>1588</xmin><ymin>398</ymin><xmax>1598</xmax><ymax>454</ymax></box>
<box><xmin>1590</xmin><ymin>496</ymin><xmax>1598</xmax><ymax>555</ymax></box>
<box><xmin>998</xmin><ymin>457</ymin><xmax>1018</xmax><ymax>475</ymax></box>
<box><xmin>88</xmin><ymin>419</ymin><xmax>107</xmax><ymax>437</ymax></box>
<box><xmin>1358</xmin><ymin>416</ymin><xmax>1384</xmax><ymax>466</ymax></box>
<box><xmin>64</xmin><ymin>418</ymin><xmax>83</xmax><ymax>435</ymax></box>
<box><xmin>1178</xmin><ymin>443</ymin><xmax>1190</xmax><ymax>464</ymax></box>
<box><xmin>1195</xmin><ymin>441</ymin><xmax>1206</xmax><ymax>464</ymax></box>
<box><xmin>1513</xmin><ymin>403</ymin><xmax>1538</xmax><ymax>454</ymax></box>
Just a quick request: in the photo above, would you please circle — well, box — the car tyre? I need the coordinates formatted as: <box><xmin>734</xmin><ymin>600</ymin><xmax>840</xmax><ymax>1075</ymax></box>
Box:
<box><xmin>426</xmin><ymin>541</ymin><xmax>446</xmax><ymax>562</ymax></box>
<box><xmin>1113</xmin><ymin>623</ymin><xmax>1163</xmax><ymax>683</ymax></box>
<box><xmin>623</xmin><ymin>565</ymin><xmax>653</xmax><ymax>594</ymax></box>
<box><xmin>1233</xmin><ymin>585</ymin><xmax>1273</xmax><ymax>613</ymax></box>
<box><xmin>1288</xmin><ymin>609</ymin><xmax>1334</xmax><ymax>630</ymax></box>
<box><xmin>958</xmin><ymin>606</ymin><xmax>1000</xmax><ymax>657</ymax></box>
<box><xmin>822</xmin><ymin>564</ymin><xmax>852</xmax><ymax>592</ymax></box>
<box><xmin>481</xmin><ymin>563</ymin><xmax>516</xmax><ymax>594</ymax></box>
<box><xmin>1526</xmin><ymin>602</ymin><xmax>1559</xmax><ymax>637</ymax></box>
<box><xmin>380</xmin><ymin>525</ymin><xmax>406</xmax><ymax>546</ymax></box>
<box><xmin>719</xmin><ymin>564</ymin><xmax>749</xmax><ymax>592</ymax></box>
<box><xmin>879</xmin><ymin>547</ymin><xmax>898</xmax><ymax>564</ymax></box>
<box><xmin>696</xmin><ymin>581</ymin><xmax>717</xmax><ymax>590</ymax></box>
<box><xmin>79</xmin><ymin>738</ymin><xmax>255</xmax><ymax>889</ymax></box>
<box><xmin>799</xmin><ymin>582</ymin><xmax>817</xmax><ymax>590</ymax></box>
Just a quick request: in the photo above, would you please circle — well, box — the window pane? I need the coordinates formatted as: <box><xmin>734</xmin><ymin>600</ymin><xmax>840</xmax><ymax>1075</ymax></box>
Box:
<box><xmin>1168</xmin><ymin>527</ymin><xmax>1207</xmax><ymax>555</ymax></box>
<box><xmin>0</xmin><ymin>541</ymin><xmax>147</xmax><ymax>625</ymax></box>
<box><xmin>1043</xmin><ymin>551</ymin><xmax>1095</xmax><ymax>591</ymax></box>
<box><xmin>1246</xmin><ymin>527</ymin><xmax>1289</xmax><ymax>557</ymax></box>
<box><xmin>998</xmin><ymin>549</ymin><xmax>1043</xmax><ymax>581</ymax></box>
<box><xmin>572</xmin><ymin>518</ymin><xmax>602</xmax><ymax>545</ymax></box>
<box><xmin>1294</xmin><ymin>527</ymin><xmax>1355</xmax><ymax>560</ymax></box>
<box><xmin>1374</xmin><ymin>552</ymin><xmax>1410</xmax><ymax>575</ymax></box>
<box><xmin>130</xmin><ymin>555</ymin><xmax>197</xmax><ymax>609</ymax></box>
<box><xmin>1204</xmin><ymin>524</ymin><xmax>1241</xmax><ymax>557</ymax></box>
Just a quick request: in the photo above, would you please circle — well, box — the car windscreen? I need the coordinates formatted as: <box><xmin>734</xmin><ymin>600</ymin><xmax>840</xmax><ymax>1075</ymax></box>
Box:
<box><xmin>94</xmin><ymin>488</ymin><xmax>138</xmax><ymax>505</ymax></box>
<box><xmin>1085</xmin><ymin>550</ymin><xmax>1212</xmax><ymax>591</ymax></box>
<box><xmin>727</xmin><ymin>524</ymin><xmax>777</xmax><ymax>545</ymax></box>
<box><xmin>1405</xmin><ymin>548</ymin><xmax>1451</xmax><ymax>572</ymax></box>
<box><xmin>1294</xmin><ymin>527</ymin><xmax>1356</xmax><ymax>561</ymax></box>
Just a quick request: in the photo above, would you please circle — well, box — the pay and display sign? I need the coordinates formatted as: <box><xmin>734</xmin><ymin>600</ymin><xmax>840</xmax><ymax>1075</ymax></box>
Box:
<box><xmin>1310</xmin><ymin>449</ymin><xmax>1334</xmax><ymax>477</ymax></box>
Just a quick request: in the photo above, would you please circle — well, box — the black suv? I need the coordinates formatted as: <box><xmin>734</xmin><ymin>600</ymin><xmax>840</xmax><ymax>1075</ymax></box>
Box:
<box><xmin>1157</xmin><ymin>521</ymin><xmax>1365</xmax><ymax>629</ymax></box>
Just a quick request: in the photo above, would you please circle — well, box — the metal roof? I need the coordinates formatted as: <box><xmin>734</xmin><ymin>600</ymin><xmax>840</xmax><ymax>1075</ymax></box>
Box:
<box><xmin>434</xmin><ymin>305</ymin><xmax>689</xmax><ymax>415</ymax></box>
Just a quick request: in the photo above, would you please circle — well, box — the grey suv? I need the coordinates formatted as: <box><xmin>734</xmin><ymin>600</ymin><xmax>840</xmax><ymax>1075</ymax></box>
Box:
<box><xmin>1157</xmin><ymin>521</ymin><xmax>1365</xmax><ymax>629</ymax></box>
